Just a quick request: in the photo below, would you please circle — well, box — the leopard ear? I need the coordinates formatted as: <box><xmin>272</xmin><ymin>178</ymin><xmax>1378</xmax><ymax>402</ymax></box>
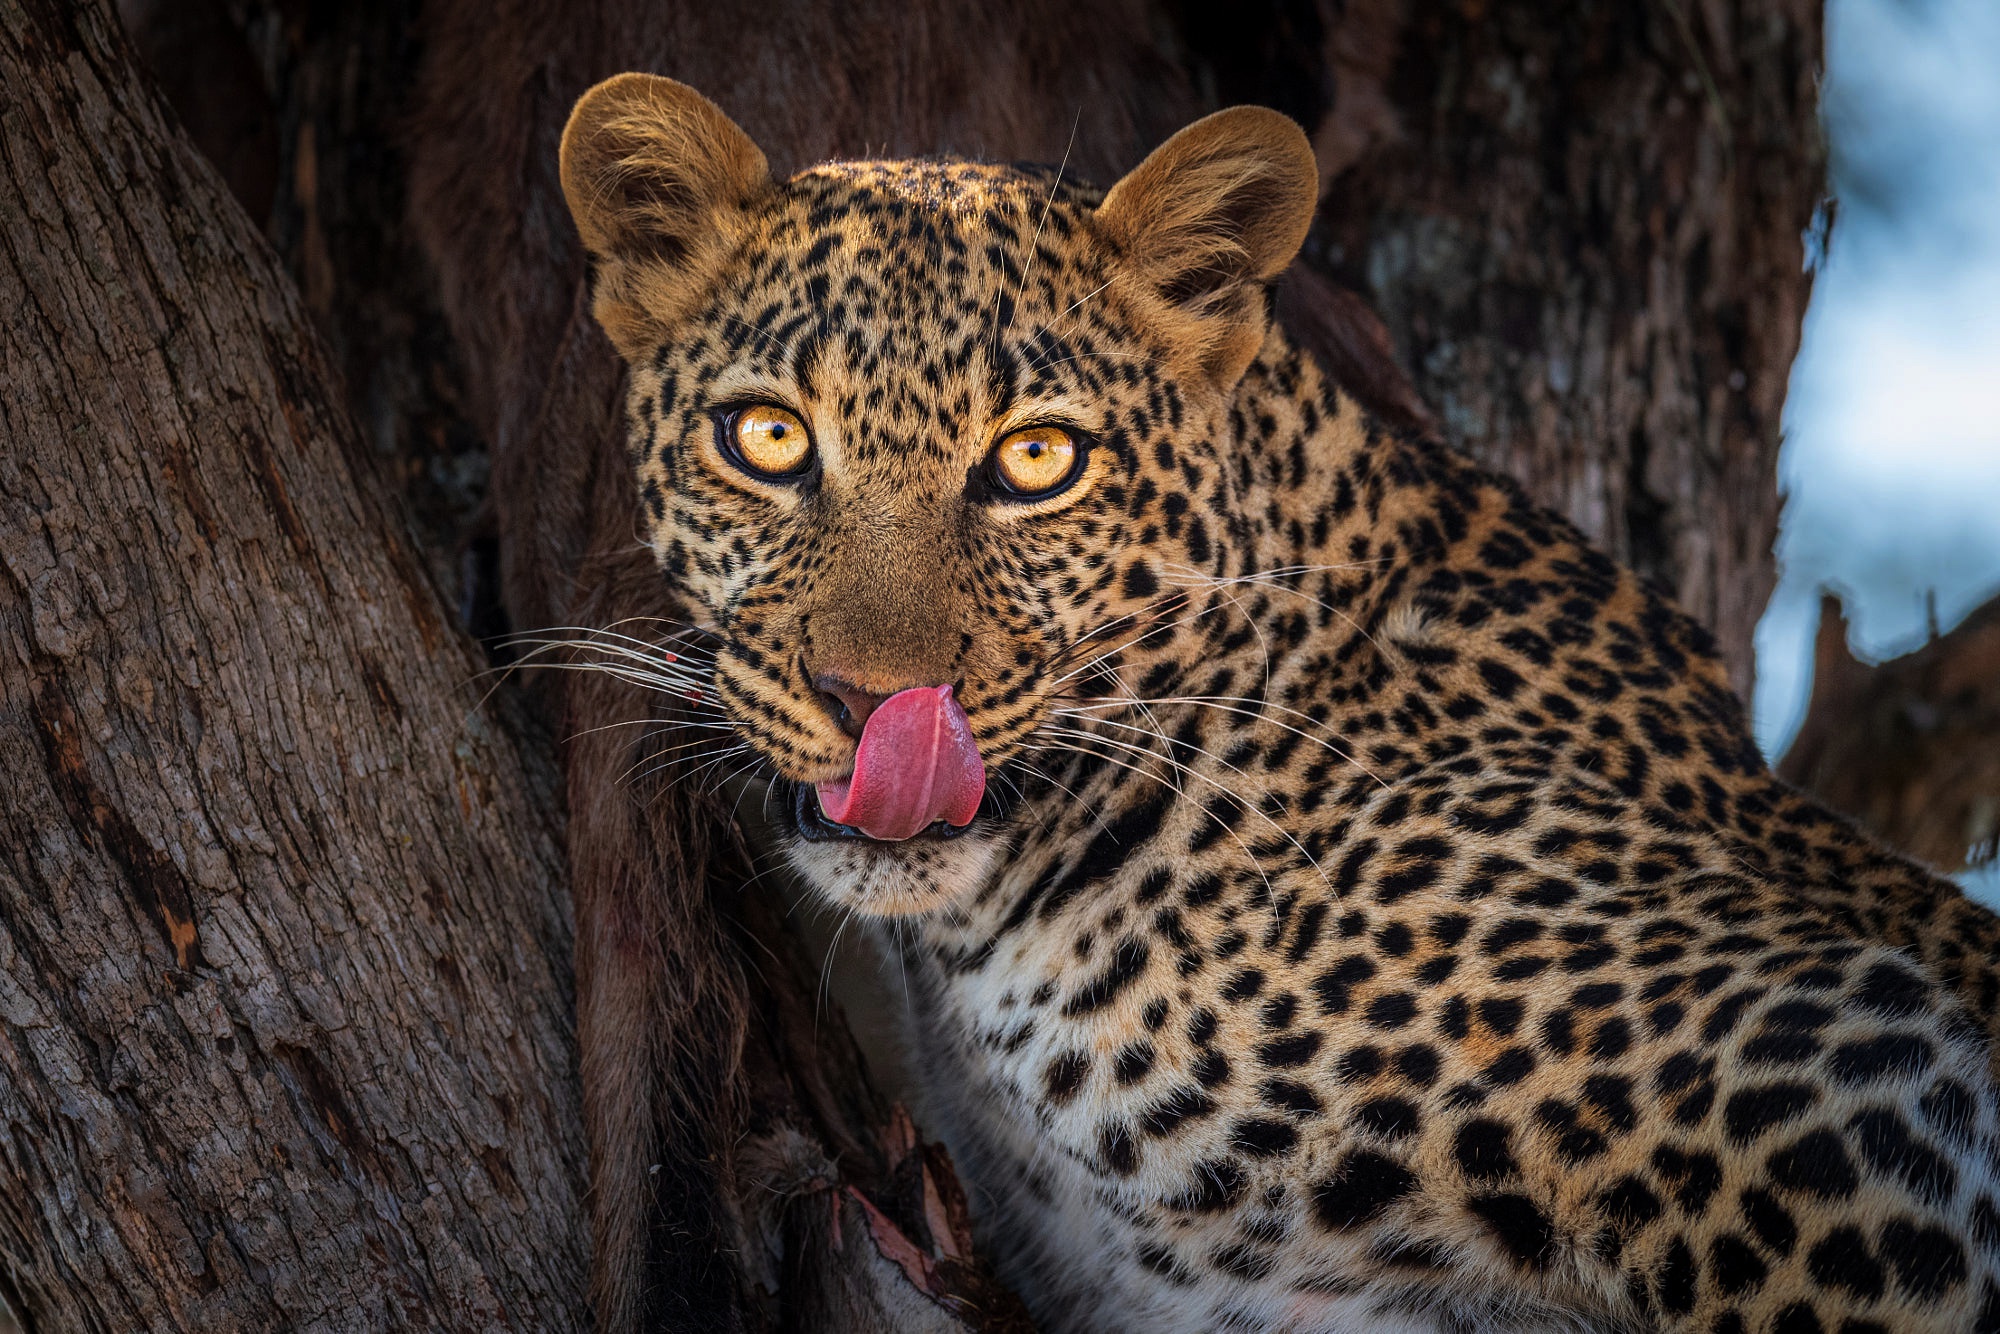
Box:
<box><xmin>1094</xmin><ymin>106</ymin><xmax>1318</xmax><ymax>389</ymax></box>
<box><xmin>560</xmin><ymin>74</ymin><xmax>771</xmax><ymax>359</ymax></box>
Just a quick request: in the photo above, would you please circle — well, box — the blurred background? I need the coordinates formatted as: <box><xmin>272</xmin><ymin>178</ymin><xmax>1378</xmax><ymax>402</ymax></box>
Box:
<box><xmin>1753</xmin><ymin>0</ymin><xmax>2000</xmax><ymax>901</ymax></box>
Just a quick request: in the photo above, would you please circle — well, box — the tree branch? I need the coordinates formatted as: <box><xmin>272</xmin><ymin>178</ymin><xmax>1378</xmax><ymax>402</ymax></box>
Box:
<box><xmin>1781</xmin><ymin>591</ymin><xmax>2000</xmax><ymax>873</ymax></box>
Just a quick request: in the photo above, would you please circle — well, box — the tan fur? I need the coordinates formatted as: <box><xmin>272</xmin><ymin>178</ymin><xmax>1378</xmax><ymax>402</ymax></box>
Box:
<box><xmin>1095</xmin><ymin>106</ymin><xmax>1320</xmax><ymax>387</ymax></box>
<box><xmin>561</xmin><ymin>75</ymin><xmax>772</xmax><ymax>359</ymax></box>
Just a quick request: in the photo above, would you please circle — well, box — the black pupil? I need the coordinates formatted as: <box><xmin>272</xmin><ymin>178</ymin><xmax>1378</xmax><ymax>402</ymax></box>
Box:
<box><xmin>1025</xmin><ymin>440</ymin><xmax>1043</xmax><ymax>458</ymax></box>
<box><xmin>768</xmin><ymin>422</ymin><xmax>787</xmax><ymax>439</ymax></box>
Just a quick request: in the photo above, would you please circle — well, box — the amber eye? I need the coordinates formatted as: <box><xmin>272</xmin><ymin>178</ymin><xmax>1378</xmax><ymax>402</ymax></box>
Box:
<box><xmin>991</xmin><ymin>426</ymin><xmax>1080</xmax><ymax>497</ymax></box>
<box><xmin>727</xmin><ymin>404</ymin><xmax>813</xmax><ymax>478</ymax></box>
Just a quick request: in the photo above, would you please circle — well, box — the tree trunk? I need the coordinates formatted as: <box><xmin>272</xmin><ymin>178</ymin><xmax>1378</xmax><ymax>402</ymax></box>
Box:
<box><xmin>0</xmin><ymin>2</ymin><xmax>585</xmax><ymax>1328</ymax></box>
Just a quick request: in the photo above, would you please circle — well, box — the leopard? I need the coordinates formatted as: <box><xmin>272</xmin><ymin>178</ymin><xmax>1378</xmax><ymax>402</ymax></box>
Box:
<box><xmin>558</xmin><ymin>72</ymin><xmax>2000</xmax><ymax>1333</ymax></box>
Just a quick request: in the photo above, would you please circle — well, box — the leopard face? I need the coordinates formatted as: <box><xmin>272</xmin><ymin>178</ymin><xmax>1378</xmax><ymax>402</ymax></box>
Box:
<box><xmin>561</xmin><ymin>76</ymin><xmax>1315</xmax><ymax>914</ymax></box>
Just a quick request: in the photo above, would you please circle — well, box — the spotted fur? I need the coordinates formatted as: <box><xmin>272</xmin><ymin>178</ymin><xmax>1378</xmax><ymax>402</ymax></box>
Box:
<box><xmin>562</xmin><ymin>75</ymin><xmax>2000</xmax><ymax>1333</ymax></box>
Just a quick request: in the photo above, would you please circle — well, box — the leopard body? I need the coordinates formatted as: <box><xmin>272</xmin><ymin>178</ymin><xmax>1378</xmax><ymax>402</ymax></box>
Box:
<box><xmin>560</xmin><ymin>75</ymin><xmax>2000</xmax><ymax>1332</ymax></box>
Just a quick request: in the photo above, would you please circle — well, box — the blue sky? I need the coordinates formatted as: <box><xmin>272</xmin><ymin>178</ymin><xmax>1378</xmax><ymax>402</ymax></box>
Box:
<box><xmin>1754</xmin><ymin>0</ymin><xmax>2000</xmax><ymax>895</ymax></box>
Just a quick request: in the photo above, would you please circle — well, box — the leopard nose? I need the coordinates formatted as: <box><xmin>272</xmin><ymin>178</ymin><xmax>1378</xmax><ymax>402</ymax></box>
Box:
<box><xmin>812</xmin><ymin>674</ymin><xmax>891</xmax><ymax>740</ymax></box>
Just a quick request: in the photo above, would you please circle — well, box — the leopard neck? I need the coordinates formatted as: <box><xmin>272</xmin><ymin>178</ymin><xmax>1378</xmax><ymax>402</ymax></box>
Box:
<box><xmin>1096</xmin><ymin>324</ymin><xmax>1453</xmax><ymax>709</ymax></box>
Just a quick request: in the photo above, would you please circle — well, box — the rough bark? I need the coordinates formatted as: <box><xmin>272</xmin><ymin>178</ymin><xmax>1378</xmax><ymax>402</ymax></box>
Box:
<box><xmin>1780</xmin><ymin>592</ymin><xmax>2000</xmax><ymax>874</ymax></box>
<box><xmin>0</xmin><ymin>2</ymin><xmax>585</xmax><ymax>1329</ymax></box>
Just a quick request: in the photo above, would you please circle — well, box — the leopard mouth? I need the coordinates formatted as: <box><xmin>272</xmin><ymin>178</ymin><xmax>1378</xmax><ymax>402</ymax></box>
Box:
<box><xmin>784</xmin><ymin>778</ymin><xmax>999</xmax><ymax>844</ymax></box>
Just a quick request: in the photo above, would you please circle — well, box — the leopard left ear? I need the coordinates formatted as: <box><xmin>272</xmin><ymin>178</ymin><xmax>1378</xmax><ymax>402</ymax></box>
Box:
<box><xmin>560</xmin><ymin>74</ymin><xmax>772</xmax><ymax>360</ymax></box>
<box><xmin>1094</xmin><ymin>106</ymin><xmax>1318</xmax><ymax>390</ymax></box>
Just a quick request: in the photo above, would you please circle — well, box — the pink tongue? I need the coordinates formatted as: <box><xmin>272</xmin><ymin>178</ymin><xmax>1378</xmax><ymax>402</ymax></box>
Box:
<box><xmin>815</xmin><ymin>684</ymin><xmax>987</xmax><ymax>842</ymax></box>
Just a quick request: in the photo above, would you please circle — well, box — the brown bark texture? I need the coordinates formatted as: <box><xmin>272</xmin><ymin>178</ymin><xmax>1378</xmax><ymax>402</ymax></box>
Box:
<box><xmin>0</xmin><ymin>1</ymin><xmax>586</xmax><ymax>1329</ymax></box>
<box><xmin>1781</xmin><ymin>592</ymin><xmax>2000</xmax><ymax>874</ymax></box>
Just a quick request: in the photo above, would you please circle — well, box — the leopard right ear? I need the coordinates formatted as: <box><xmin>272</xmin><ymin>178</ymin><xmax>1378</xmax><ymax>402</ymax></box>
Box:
<box><xmin>1094</xmin><ymin>107</ymin><xmax>1318</xmax><ymax>392</ymax></box>
<box><xmin>560</xmin><ymin>74</ymin><xmax>771</xmax><ymax>360</ymax></box>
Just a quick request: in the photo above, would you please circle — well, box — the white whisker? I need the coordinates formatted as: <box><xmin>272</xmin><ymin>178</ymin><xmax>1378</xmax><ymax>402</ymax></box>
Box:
<box><xmin>1037</xmin><ymin>721</ymin><xmax>1323</xmax><ymax>889</ymax></box>
<box><xmin>994</xmin><ymin>110</ymin><xmax>1081</xmax><ymax>355</ymax></box>
<box><xmin>1156</xmin><ymin>561</ymin><xmax>1389</xmax><ymax>657</ymax></box>
<box><xmin>1057</xmin><ymin>695</ymin><xmax>1386</xmax><ymax>790</ymax></box>
<box><xmin>1021</xmin><ymin>276</ymin><xmax>1116</xmax><ymax>359</ymax></box>
<box><xmin>1020</xmin><ymin>735</ymin><xmax>1284</xmax><ymax>911</ymax></box>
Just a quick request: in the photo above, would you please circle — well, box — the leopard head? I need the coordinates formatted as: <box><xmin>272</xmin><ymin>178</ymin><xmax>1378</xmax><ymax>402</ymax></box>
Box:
<box><xmin>560</xmin><ymin>74</ymin><xmax>1318</xmax><ymax>914</ymax></box>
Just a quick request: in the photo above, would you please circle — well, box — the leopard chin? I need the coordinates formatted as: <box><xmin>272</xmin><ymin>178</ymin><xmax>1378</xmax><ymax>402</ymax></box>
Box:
<box><xmin>776</xmin><ymin>780</ymin><xmax>1010</xmax><ymax>916</ymax></box>
<box><xmin>782</xmin><ymin>831</ymin><xmax>1007</xmax><ymax>917</ymax></box>
<box><xmin>717</xmin><ymin>754</ymin><xmax>1015</xmax><ymax>917</ymax></box>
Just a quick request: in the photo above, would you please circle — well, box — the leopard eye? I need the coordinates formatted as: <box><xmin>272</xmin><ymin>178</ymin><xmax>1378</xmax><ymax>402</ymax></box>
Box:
<box><xmin>991</xmin><ymin>425</ymin><xmax>1080</xmax><ymax>497</ymax></box>
<box><xmin>726</xmin><ymin>404</ymin><xmax>813</xmax><ymax>478</ymax></box>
